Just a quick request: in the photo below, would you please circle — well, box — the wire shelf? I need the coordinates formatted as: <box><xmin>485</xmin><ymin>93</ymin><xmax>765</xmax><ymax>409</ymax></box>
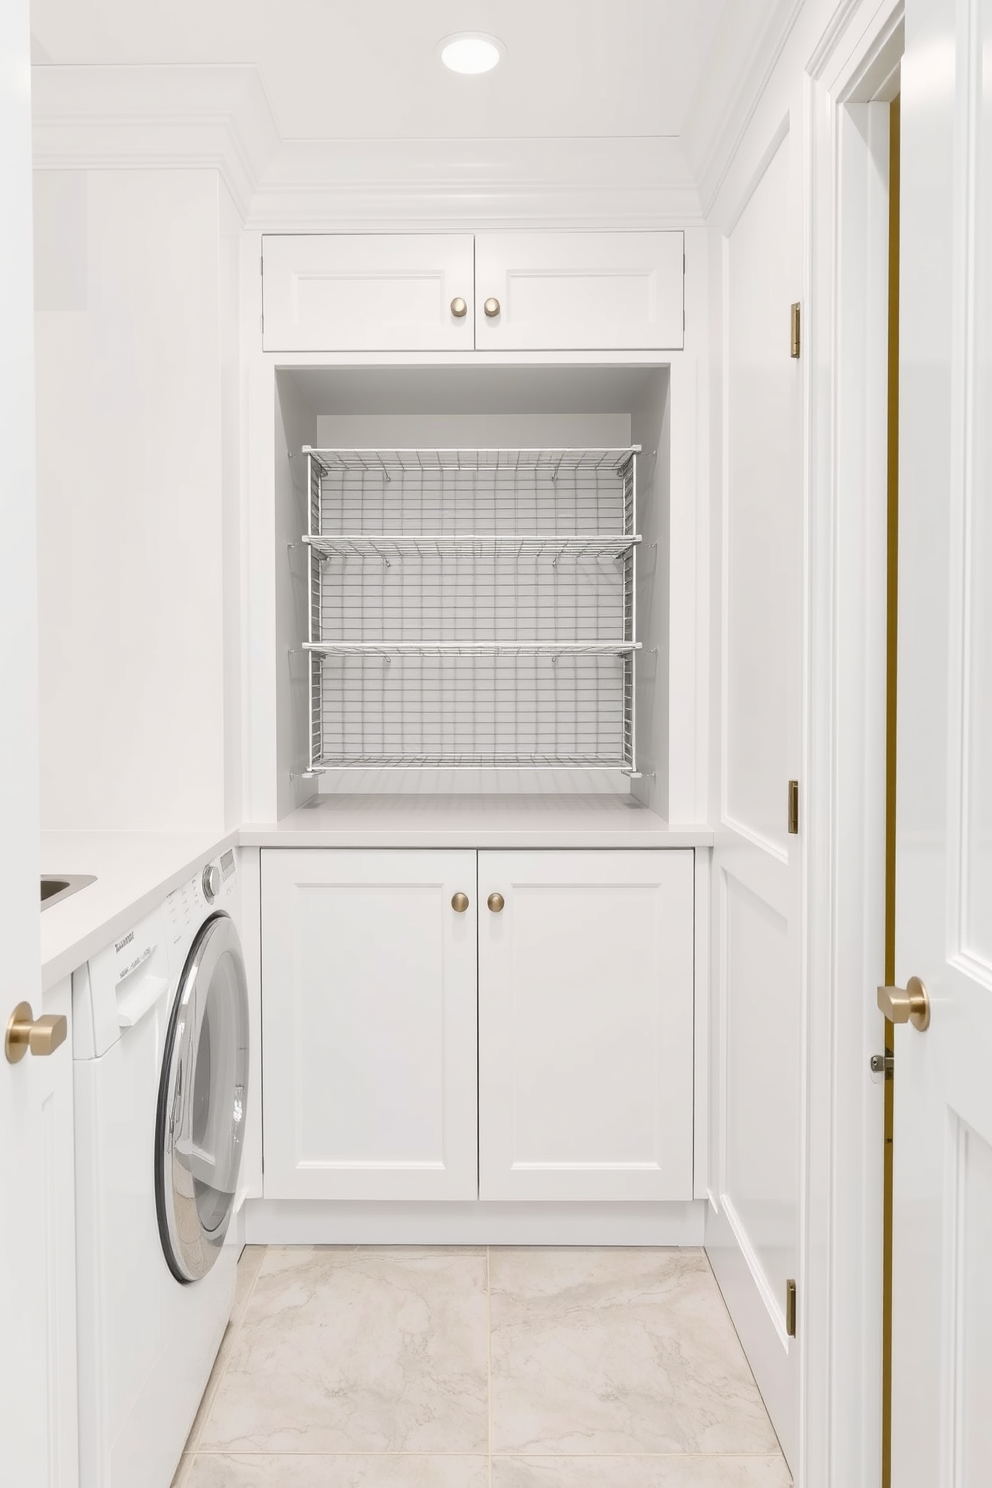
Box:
<box><xmin>309</xmin><ymin>650</ymin><xmax>634</xmax><ymax>772</ymax></box>
<box><xmin>306</xmin><ymin>534</ymin><xmax>641</xmax><ymax>561</ymax></box>
<box><xmin>305</xmin><ymin>448</ymin><xmax>639</xmax><ymax>774</ymax></box>
<box><xmin>307</xmin><ymin>447</ymin><xmax>637</xmax><ymax>538</ymax></box>
<box><xmin>309</xmin><ymin>753</ymin><xmax>633</xmax><ymax>771</ymax></box>
<box><xmin>306</xmin><ymin>640</ymin><xmax>639</xmax><ymax>656</ymax></box>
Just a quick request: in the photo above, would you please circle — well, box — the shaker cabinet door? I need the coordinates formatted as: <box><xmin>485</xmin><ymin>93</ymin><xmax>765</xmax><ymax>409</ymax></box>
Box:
<box><xmin>474</xmin><ymin>231</ymin><xmax>685</xmax><ymax>351</ymax></box>
<box><xmin>261</xmin><ymin>234</ymin><xmax>476</xmax><ymax>351</ymax></box>
<box><xmin>477</xmin><ymin>848</ymin><xmax>694</xmax><ymax>1201</ymax></box>
<box><xmin>261</xmin><ymin>848</ymin><xmax>478</xmax><ymax>1200</ymax></box>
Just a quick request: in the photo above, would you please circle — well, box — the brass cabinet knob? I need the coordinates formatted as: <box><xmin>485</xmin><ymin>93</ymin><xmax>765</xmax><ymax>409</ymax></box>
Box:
<box><xmin>877</xmin><ymin>976</ymin><xmax>931</xmax><ymax>1032</ymax></box>
<box><xmin>483</xmin><ymin>297</ymin><xmax>501</xmax><ymax>318</ymax></box>
<box><xmin>450</xmin><ymin>297</ymin><xmax>468</xmax><ymax>318</ymax></box>
<box><xmin>6</xmin><ymin>1002</ymin><xmax>68</xmax><ymax>1063</ymax></box>
<box><xmin>487</xmin><ymin>892</ymin><xmax>505</xmax><ymax>913</ymax></box>
<box><xmin>451</xmin><ymin>892</ymin><xmax>470</xmax><ymax>913</ymax></box>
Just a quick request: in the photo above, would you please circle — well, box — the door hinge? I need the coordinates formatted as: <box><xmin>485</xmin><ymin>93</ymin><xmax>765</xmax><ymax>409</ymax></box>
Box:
<box><xmin>870</xmin><ymin>1052</ymin><xmax>895</xmax><ymax>1078</ymax></box>
<box><xmin>787</xmin><ymin>779</ymin><xmax>799</xmax><ymax>835</ymax></box>
<box><xmin>785</xmin><ymin>1278</ymin><xmax>797</xmax><ymax>1337</ymax></box>
<box><xmin>790</xmin><ymin>302</ymin><xmax>801</xmax><ymax>358</ymax></box>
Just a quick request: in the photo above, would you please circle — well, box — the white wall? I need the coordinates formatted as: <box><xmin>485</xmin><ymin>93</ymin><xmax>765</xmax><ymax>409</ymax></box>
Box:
<box><xmin>220</xmin><ymin>185</ymin><xmax>244</xmax><ymax>830</ymax></box>
<box><xmin>34</xmin><ymin>169</ymin><xmax>230</xmax><ymax>831</ymax></box>
<box><xmin>630</xmin><ymin>372</ymin><xmax>671</xmax><ymax>818</ymax></box>
<box><xmin>273</xmin><ymin>372</ymin><xmax>317</xmax><ymax>818</ymax></box>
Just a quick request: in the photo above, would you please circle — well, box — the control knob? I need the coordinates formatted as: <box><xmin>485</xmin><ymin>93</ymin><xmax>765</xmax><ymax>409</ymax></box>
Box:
<box><xmin>202</xmin><ymin>863</ymin><xmax>221</xmax><ymax>903</ymax></box>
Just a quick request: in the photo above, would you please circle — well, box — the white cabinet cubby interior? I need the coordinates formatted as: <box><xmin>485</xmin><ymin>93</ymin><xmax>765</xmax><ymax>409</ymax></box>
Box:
<box><xmin>260</xmin><ymin>847</ymin><xmax>694</xmax><ymax>1205</ymax></box>
<box><xmin>303</xmin><ymin>445</ymin><xmax>640</xmax><ymax>775</ymax></box>
<box><xmin>275</xmin><ymin>364</ymin><xmax>673</xmax><ymax>805</ymax></box>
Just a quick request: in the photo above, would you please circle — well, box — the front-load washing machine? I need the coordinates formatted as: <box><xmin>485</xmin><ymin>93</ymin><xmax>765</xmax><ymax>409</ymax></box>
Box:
<box><xmin>73</xmin><ymin>847</ymin><xmax>249</xmax><ymax>1488</ymax></box>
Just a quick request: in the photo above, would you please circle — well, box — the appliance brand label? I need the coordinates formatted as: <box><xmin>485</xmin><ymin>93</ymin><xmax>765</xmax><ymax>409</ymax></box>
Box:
<box><xmin>116</xmin><ymin>943</ymin><xmax>153</xmax><ymax>983</ymax></box>
<box><xmin>114</xmin><ymin>929</ymin><xmax>135</xmax><ymax>955</ymax></box>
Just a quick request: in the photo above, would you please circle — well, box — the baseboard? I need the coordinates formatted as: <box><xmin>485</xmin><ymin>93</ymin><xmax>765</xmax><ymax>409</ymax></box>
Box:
<box><xmin>244</xmin><ymin>1198</ymin><xmax>706</xmax><ymax>1246</ymax></box>
<box><xmin>705</xmin><ymin>1193</ymin><xmax>797</xmax><ymax>1470</ymax></box>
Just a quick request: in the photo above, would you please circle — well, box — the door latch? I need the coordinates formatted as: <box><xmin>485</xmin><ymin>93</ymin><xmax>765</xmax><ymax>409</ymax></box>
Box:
<box><xmin>870</xmin><ymin>1053</ymin><xmax>894</xmax><ymax>1077</ymax></box>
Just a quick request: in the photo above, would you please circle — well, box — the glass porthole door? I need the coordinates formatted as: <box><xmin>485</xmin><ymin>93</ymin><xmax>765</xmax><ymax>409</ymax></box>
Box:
<box><xmin>155</xmin><ymin>912</ymin><xmax>249</xmax><ymax>1283</ymax></box>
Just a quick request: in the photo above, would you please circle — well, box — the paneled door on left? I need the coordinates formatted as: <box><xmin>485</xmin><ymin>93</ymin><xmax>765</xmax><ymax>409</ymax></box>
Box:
<box><xmin>261</xmin><ymin>848</ymin><xmax>478</xmax><ymax>1200</ymax></box>
<box><xmin>2</xmin><ymin>0</ymin><xmax>78</xmax><ymax>1480</ymax></box>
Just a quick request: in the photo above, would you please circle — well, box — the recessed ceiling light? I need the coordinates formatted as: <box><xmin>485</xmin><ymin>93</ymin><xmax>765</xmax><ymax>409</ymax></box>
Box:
<box><xmin>438</xmin><ymin>32</ymin><xmax>505</xmax><ymax>75</ymax></box>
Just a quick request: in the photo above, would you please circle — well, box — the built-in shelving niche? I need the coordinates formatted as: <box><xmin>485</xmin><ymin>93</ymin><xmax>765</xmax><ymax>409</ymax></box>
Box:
<box><xmin>275</xmin><ymin>366</ymin><xmax>671</xmax><ymax>802</ymax></box>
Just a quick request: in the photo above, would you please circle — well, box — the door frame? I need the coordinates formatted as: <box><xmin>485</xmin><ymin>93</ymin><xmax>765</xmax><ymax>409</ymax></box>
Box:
<box><xmin>802</xmin><ymin>3</ymin><xmax>904</xmax><ymax>1485</ymax></box>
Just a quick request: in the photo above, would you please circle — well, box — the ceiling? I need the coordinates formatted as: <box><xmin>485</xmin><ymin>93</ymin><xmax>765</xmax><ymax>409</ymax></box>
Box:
<box><xmin>30</xmin><ymin>0</ymin><xmax>730</xmax><ymax>143</ymax></box>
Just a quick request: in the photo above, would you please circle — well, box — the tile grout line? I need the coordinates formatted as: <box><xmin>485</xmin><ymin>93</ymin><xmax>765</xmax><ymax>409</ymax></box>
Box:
<box><xmin>186</xmin><ymin>1246</ymin><xmax>267</xmax><ymax>1464</ymax></box>
<box><xmin>487</xmin><ymin>1243</ymin><xmax>494</xmax><ymax>1488</ymax></box>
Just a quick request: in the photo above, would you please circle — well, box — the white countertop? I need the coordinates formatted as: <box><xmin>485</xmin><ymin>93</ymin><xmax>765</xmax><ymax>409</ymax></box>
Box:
<box><xmin>40</xmin><ymin>829</ymin><xmax>237</xmax><ymax>992</ymax></box>
<box><xmin>241</xmin><ymin>794</ymin><xmax>714</xmax><ymax>849</ymax></box>
<box><xmin>39</xmin><ymin>800</ymin><xmax>711</xmax><ymax>991</ymax></box>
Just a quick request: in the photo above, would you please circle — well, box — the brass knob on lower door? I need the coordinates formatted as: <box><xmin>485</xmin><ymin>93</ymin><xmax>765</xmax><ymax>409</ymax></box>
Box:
<box><xmin>487</xmin><ymin>892</ymin><xmax>505</xmax><ymax>913</ymax></box>
<box><xmin>484</xmin><ymin>297</ymin><xmax>501</xmax><ymax>318</ymax></box>
<box><xmin>6</xmin><ymin>1002</ymin><xmax>68</xmax><ymax>1063</ymax></box>
<box><xmin>450</xmin><ymin>297</ymin><xmax>468</xmax><ymax>318</ymax></box>
<box><xmin>877</xmin><ymin>976</ymin><xmax>931</xmax><ymax>1032</ymax></box>
<box><xmin>451</xmin><ymin>892</ymin><xmax>470</xmax><ymax>913</ymax></box>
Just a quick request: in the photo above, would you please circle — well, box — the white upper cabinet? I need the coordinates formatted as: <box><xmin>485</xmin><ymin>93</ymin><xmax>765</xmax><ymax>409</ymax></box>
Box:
<box><xmin>261</xmin><ymin>231</ymin><xmax>685</xmax><ymax>353</ymax></box>
<box><xmin>474</xmin><ymin>231</ymin><xmax>684</xmax><ymax>351</ymax></box>
<box><xmin>261</xmin><ymin>233</ymin><xmax>476</xmax><ymax>352</ymax></box>
<box><xmin>477</xmin><ymin>848</ymin><xmax>694</xmax><ymax>1201</ymax></box>
<box><xmin>260</xmin><ymin>848</ymin><xmax>479</xmax><ymax>1201</ymax></box>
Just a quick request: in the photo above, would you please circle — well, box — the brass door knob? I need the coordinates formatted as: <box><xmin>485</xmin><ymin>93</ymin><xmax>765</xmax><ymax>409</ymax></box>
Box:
<box><xmin>450</xmin><ymin>297</ymin><xmax>468</xmax><ymax>318</ymax></box>
<box><xmin>487</xmin><ymin>892</ymin><xmax>505</xmax><ymax>913</ymax></box>
<box><xmin>484</xmin><ymin>297</ymin><xmax>501</xmax><ymax>318</ymax></box>
<box><xmin>6</xmin><ymin>1002</ymin><xmax>68</xmax><ymax>1063</ymax></box>
<box><xmin>451</xmin><ymin>892</ymin><xmax>470</xmax><ymax>913</ymax></box>
<box><xmin>877</xmin><ymin>976</ymin><xmax>931</xmax><ymax>1032</ymax></box>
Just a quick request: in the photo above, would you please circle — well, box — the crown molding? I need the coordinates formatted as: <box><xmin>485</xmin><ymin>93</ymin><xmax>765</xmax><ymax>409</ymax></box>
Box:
<box><xmin>680</xmin><ymin>0</ymin><xmax>871</xmax><ymax>218</ymax></box>
<box><xmin>31</xmin><ymin>65</ymin><xmax>280</xmax><ymax>221</ymax></box>
<box><xmin>31</xmin><ymin>63</ymin><xmax>704</xmax><ymax>229</ymax></box>
<box><xmin>680</xmin><ymin>0</ymin><xmax>807</xmax><ymax>216</ymax></box>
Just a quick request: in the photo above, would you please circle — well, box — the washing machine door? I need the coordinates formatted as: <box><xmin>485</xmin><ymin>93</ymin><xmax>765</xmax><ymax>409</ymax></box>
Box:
<box><xmin>156</xmin><ymin>911</ymin><xmax>249</xmax><ymax>1282</ymax></box>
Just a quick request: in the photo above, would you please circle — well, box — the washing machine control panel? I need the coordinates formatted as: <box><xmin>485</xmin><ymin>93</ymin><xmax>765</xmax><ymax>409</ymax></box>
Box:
<box><xmin>165</xmin><ymin>851</ymin><xmax>238</xmax><ymax>964</ymax></box>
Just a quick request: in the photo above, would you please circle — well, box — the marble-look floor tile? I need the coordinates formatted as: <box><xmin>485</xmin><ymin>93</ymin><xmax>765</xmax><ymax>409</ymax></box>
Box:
<box><xmin>169</xmin><ymin>1452</ymin><xmax>192</xmax><ymax>1488</ymax></box>
<box><xmin>490</xmin><ymin>1248</ymin><xmax>780</xmax><ymax>1456</ymax></box>
<box><xmin>230</xmin><ymin>1246</ymin><xmax>266</xmax><ymax>1327</ymax></box>
<box><xmin>493</xmin><ymin>1456</ymin><xmax>792</xmax><ymax>1488</ymax></box>
<box><xmin>184</xmin><ymin>1246</ymin><xmax>267</xmax><ymax>1455</ymax></box>
<box><xmin>184</xmin><ymin>1454</ymin><xmax>490</xmax><ymax>1487</ymax></box>
<box><xmin>199</xmin><ymin>1246</ymin><xmax>489</xmax><ymax>1454</ymax></box>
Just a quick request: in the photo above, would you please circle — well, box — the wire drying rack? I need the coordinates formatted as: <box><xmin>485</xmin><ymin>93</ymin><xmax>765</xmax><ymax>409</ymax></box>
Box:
<box><xmin>303</xmin><ymin>448</ymin><xmax>640</xmax><ymax>774</ymax></box>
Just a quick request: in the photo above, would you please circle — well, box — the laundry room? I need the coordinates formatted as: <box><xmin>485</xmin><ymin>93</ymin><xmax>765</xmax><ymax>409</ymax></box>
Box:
<box><xmin>3</xmin><ymin>3</ymin><xmax>984</xmax><ymax>1488</ymax></box>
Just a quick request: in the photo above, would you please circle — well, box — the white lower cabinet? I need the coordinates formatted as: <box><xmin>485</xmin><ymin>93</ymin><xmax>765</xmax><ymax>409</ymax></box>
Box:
<box><xmin>478</xmin><ymin>850</ymin><xmax>694</xmax><ymax>1201</ymax></box>
<box><xmin>261</xmin><ymin>848</ymin><xmax>479</xmax><ymax>1200</ymax></box>
<box><xmin>261</xmin><ymin>846</ymin><xmax>694</xmax><ymax>1204</ymax></box>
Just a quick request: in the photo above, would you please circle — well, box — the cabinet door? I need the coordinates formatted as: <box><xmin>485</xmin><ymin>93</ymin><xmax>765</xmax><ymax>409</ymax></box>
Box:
<box><xmin>261</xmin><ymin>234</ymin><xmax>476</xmax><ymax>351</ymax></box>
<box><xmin>261</xmin><ymin>848</ymin><xmax>478</xmax><ymax>1199</ymax></box>
<box><xmin>478</xmin><ymin>849</ymin><xmax>693</xmax><ymax>1200</ymax></box>
<box><xmin>474</xmin><ymin>231</ymin><xmax>684</xmax><ymax>351</ymax></box>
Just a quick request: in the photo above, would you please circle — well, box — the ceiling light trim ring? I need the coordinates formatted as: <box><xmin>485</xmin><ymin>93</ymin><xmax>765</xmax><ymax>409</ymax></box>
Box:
<box><xmin>437</xmin><ymin>32</ymin><xmax>506</xmax><ymax>75</ymax></box>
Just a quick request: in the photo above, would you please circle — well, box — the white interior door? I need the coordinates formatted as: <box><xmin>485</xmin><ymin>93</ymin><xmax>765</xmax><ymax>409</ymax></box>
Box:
<box><xmin>706</xmin><ymin>102</ymin><xmax>803</xmax><ymax>1471</ymax></box>
<box><xmin>477</xmin><ymin>849</ymin><xmax>694</xmax><ymax>1202</ymax></box>
<box><xmin>1</xmin><ymin>4</ymin><xmax>77</xmax><ymax>1482</ymax></box>
<box><xmin>260</xmin><ymin>848</ymin><xmax>478</xmax><ymax>1200</ymax></box>
<box><xmin>891</xmin><ymin>3</ymin><xmax>992</xmax><ymax>1482</ymax></box>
